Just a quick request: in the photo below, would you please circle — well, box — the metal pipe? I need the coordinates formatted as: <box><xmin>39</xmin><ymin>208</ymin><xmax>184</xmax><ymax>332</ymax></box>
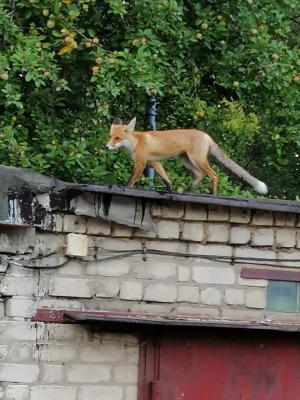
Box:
<box><xmin>144</xmin><ymin>92</ymin><xmax>157</xmax><ymax>185</ymax></box>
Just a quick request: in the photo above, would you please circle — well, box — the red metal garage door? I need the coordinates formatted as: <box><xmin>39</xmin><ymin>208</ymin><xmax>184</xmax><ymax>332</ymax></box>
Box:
<box><xmin>139</xmin><ymin>328</ymin><xmax>300</xmax><ymax>400</ymax></box>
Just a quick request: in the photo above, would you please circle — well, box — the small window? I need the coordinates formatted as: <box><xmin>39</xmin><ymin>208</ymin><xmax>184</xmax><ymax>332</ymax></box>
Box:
<box><xmin>267</xmin><ymin>281</ymin><xmax>300</xmax><ymax>313</ymax></box>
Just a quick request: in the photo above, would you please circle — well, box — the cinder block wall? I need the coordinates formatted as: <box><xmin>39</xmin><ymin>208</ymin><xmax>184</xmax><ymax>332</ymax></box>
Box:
<box><xmin>1</xmin><ymin>197</ymin><xmax>300</xmax><ymax>399</ymax></box>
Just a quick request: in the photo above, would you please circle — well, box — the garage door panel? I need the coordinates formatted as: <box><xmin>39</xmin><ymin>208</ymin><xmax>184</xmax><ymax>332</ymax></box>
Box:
<box><xmin>140</xmin><ymin>329</ymin><xmax>300</xmax><ymax>400</ymax></box>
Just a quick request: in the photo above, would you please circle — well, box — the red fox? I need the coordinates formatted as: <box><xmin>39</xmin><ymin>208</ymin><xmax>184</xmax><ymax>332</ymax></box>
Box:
<box><xmin>106</xmin><ymin>117</ymin><xmax>268</xmax><ymax>195</ymax></box>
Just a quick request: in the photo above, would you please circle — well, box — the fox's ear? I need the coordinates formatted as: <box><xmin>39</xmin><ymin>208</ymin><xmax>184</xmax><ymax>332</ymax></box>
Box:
<box><xmin>112</xmin><ymin>118</ymin><xmax>122</xmax><ymax>126</ymax></box>
<box><xmin>126</xmin><ymin>117</ymin><xmax>136</xmax><ymax>133</ymax></box>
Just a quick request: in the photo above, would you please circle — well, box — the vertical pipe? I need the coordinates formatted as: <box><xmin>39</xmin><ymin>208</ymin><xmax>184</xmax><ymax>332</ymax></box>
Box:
<box><xmin>144</xmin><ymin>92</ymin><xmax>157</xmax><ymax>185</ymax></box>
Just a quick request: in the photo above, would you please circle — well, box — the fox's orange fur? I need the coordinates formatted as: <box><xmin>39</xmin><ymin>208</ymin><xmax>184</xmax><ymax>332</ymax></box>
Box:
<box><xmin>106</xmin><ymin>117</ymin><xmax>268</xmax><ymax>194</ymax></box>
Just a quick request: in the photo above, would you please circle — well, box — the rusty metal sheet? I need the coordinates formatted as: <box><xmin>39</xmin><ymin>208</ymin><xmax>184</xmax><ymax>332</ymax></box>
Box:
<box><xmin>32</xmin><ymin>309</ymin><xmax>300</xmax><ymax>332</ymax></box>
<box><xmin>241</xmin><ymin>267</ymin><xmax>300</xmax><ymax>282</ymax></box>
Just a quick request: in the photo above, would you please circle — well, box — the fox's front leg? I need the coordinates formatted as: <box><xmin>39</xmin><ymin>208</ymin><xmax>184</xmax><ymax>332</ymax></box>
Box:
<box><xmin>127</xmin><ymin>159</ymin><xmax>147</xmax><ymax>187</ymax></box>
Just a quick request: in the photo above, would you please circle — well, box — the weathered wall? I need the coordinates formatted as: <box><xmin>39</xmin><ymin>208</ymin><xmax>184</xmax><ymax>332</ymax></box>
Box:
<box><xmin>1</xmin><ymin>193</ymin><xmax>300</xmax><ymax>399</ymax></box>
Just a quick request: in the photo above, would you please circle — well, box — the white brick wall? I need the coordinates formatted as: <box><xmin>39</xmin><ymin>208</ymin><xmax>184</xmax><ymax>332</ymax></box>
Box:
<box><xmin>1</xmin><ymin>195</ymin><xmax>300</xmax><ymax>400</ymax></box>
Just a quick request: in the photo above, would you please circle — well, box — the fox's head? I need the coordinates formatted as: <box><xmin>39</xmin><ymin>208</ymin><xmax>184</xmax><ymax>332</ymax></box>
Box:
<box><xmin>106</xmin><ymin>117</ymin><xmax>136</xmax><ymax>150</ymax></box>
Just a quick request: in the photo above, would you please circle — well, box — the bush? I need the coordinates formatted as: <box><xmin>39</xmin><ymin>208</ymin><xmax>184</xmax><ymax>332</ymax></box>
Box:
<box><xmin>0</xmin><ymin>0</ymin><xmax>299</xmax><ymax>198</ymax></box>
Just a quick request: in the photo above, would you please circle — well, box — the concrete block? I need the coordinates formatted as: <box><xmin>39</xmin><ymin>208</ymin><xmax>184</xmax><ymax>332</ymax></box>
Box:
<box><xmin>5</xmin><ymin>297</ymin><xmax>35</xmax><ymax>318</ymax></box>
<box><xmin>0</xmin><ymin>344</ymin><xmax>8</xmax><ymax>360</ymax></box>
<box><xmin>276</xmin><ymin>250</ymin><xmax>300</xmax><ymax>267</ymax></box>
<box><xmin>156</xmin><ymin>220</ymin><xmax>180</xmax><ymax>239</ymax></box>
<box><xmin>49</xmin><ymin>277</ymin><xmax>93</xmax><ymax>298</ymax></box>
<box><xmin>252</xmin><ymin>210</ymin><xmax>273</xmax><ymax>225</ymax></box>
<box><xmin>132</xmin><ymin>228</ymin><xmax>157</xmax><ymax>238</ymax></box>
<box><xmin>34</xmin><ymin>233</ymin><xmax>65</xmax><ymax>256</ymax></box>
<box><xmin>0</xmin><ymin>299</ymin><xmax>4</xmax><ymax>317</ymax></box>
<box><xmin>125</xmin><ymin>386</ymin><xmax>138</xmax><ymax>400</ymax></box>
<box><xmin>251</xmin><ymin>228</ymin><xmax>274</xmax><ymax>246</ymax></box>
<box><xmin>225</xmin><ymin>288</ymin><xmax>245</xmax><ymax>305</ymax></box>
<box><xmin>0</xmin><ymin>364</ymin><xmax>39</xmax><ymax>383</ymax></box>
<box><xmin>40</xmin><ymin>365</ymin><xmax>65</xmax><ymax>384</ymax></box>
<box><xmin>230</xmin><ymin>227</ymin><xmax>251</xmax><ymax>244</ymax></box>
<box><xmin>234</xmin><ymin>247</ymin><xmax>276</xmax><ymax>261</ymax></box>
<box><xmin>57</xmin><ymin>260</ymin><xmax>86</xmax><ymax>275</ymax></box>
<box><xmin>297</xmin><ymin>231</ymin><xmax>300</xmax><ymax>249</ymax></box>
<box><xmin>151</xmin><ymin>202</ymin><xmax>162</xmax><ymax>216</ymax></box>
<box><xmin>176</xmin><ymin>305</ymin><xmax>220</xmax><ymax>317</ymax></box>
<box><xmin>93</xmin><ymin>237</ymin><xmax>141</xmax><ymax>252</ymax></box>
<box><xmin>38</xmin><ymin>345</ymin><xmax>77</xmax><ymax>363</ymax></box>
<box><xmin>178</xmin><ymin>266</ymin><xmax>190</xmax><ymax>282</ymax></box>
<box><xmin>0</xmin><ymin>277</ymin><xmax>38</xmax><ymax>296</ymax></box>
<box><xmin>53</xmin><ymin>214</ymin><xmax>63</xmax><ymax>232</ymax></box>
<box><xmin>111</xmin><ymin>223</ymin><xmax>133</xmax><ymax>237</ymax></box>
<box><xmin>201</xmin><ymin>288</ymin><xmax>222</xmax><ymax>305</ymax></box>
<box><xmin>66</xmin><ymin>233</ymin><xmax>88</xmax><ymax>257</ymax></box>
<box><xmin>6</xmin><ymin>385</ymin><xmax>29</xmax><ymax>400</ymax></box>
<box><xmin>206</xmin><ymin>223</ymin><xmax>229</xmax><ymax>243</ymax></box>
<box><xmin>229</xmin><ymin>208</ymin><xmax>251</xmax><ymax>224</ymax></box>
<box><xmin>63</xmin><ymin>214</ymin><xmax>86</xmax><ymax>233</ymax></box>
<box><xmin>222</xmin><ymin>308</ymin><xmax>264</xmax><ymax>320</ymax></box>
<box><xmin>245</xmin><ymin>290</ymin><xmax>266</xmax><ymax>309</ymax></box>
<box><xmin>285</xmin><ymin>213</ymin><xmax>297</xmax><ymax>227</ymax></box>
<box><xmin>95</xmin><ymin>278</ymin><xmax>120</xmax><ymax>298</ymax></box>
<box><xmin>184</xmin><ymin>203</ymin><xmax>207</xmax><ymax>221</ymax></box>
<box><xmin>30</xmin><ymin>386</ymin><xmax>77</xmax><ymax>400</ymax></box>
<box><xmin>208</xmin><ymin>205</ymin><xmax>229</xmax><ymax>221</ymax></box>
<box><xmin>43</xmin><ymin>324</ymin><xmax>89</xmax><ymax>342</ymax></box>
<box><xmin>120</xmin><ymin>281</ymin><xmax>143</xmax><ymax>300</ymax></box>
<box><xmin>274</xmin><ymin>213</ymin><xmax>285</xmax><ymax>227</ymax></box>
<box><xmin>181</xmin><ymin>222</ymin><xmax>204</xmax><ymax>241</ymax></box>
<box><xmin>71</xmin><ymin>192</ymin><xmax>97</xmax><ymax>217</ymax></box>
<box><xmin>36</xmin><ymin>299</ymin><xmax>82</xmax><ymax>310</ymax></box>
<box><xmin>276</xmin><ymin>229</ymin><xmax>296</xmax><ymax>248</ymax></box>
<box><xmin>193</xmin><ymin>266</ymin><xmax>235</xmax><ymax>284</ymax></box>
<box><xmin>66</xmin><ymin>364</ymin><xmax>111</xmax><ymax>383</ymax></box>
<box><xmin>238</xmin><ymin>275</ymin><xmax>268</xmax><ymax>287</ymax></box>
<box><xmin>0</xmin><ymin>321</ymin><xmax>44</xmax><ymax>342</ymax></box>
<box><xmin>78</xmin><ymin>386</ymin><xmax>123</xmax><ymax>400</ymax></box>
<box><xmin>86</xmin><ymin>218</ymin><xmax>111</xmax><ymax>235</ymax></box>
<box><xmin>87</xmin><ymin>259</ymin><xmax>130</xmax><ymax>277</ymax></box>
<box><xmin>189</xmin><ymin>243</ymin><xmax>232</xmax><ymax>257</ymax></box>
<box><xmin>144</xmin><ymin>284</ymin><xmax>177</xmax><ymax>303</ymax></box>
<box><xmin>114</xmin><ymin>365</ymin><xmax>138</xmax><ymax>383</ymax></box>
<box><xmin>161</xmin><ymin>204</ymin><xmax>184</xmax><ymax>218</ymax></box>
<box><xmin>80</xmin><ymin>344</ymin><xmax>125</xmax><ymax>363</ymax></box>
<box><xmin>178</xmin><ymin>286</ymin><xmax>199</xmax><ymax>303</ymax></box>
<box><xmin>132</xmin><ymin>257</ymin><xmax>177</xmax><ymax>280</ymax></box>
<box><xmin>7</xmin><ymin>344</ymin><xmax>32</xmax><ymax>362</ymax></box>
<box><xmin>0</xmin><ymin>227</ymin><xmax>35</xmax><ymax>254</ymax></box>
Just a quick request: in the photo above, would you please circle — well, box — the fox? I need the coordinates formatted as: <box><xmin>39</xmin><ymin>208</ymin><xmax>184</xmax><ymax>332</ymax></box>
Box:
<box><xmin>106</xmin><ymin>117</ymin><xmax>268</xmax><ymax>195</ymax></box>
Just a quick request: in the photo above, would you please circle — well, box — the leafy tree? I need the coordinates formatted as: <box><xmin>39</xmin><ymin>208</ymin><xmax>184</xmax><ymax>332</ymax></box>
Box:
<box><xmin>0</xmin><ymin>0</ymin><xmax>299</xmax><ymax>198</ymax></box>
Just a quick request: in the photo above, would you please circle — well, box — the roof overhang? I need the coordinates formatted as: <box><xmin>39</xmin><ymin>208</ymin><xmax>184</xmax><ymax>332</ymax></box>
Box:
<box><xmin>32</xmin><ymin>309</ymin><xmax>300</xmax><ymax>333</ymax></box>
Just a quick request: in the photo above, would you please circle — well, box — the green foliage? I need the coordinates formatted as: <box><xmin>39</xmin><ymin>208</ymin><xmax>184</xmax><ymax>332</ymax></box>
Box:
<box><xmin>0</xmin><ymin>0</ymin><xmax>299</xmax><ymax>198</ymax></box>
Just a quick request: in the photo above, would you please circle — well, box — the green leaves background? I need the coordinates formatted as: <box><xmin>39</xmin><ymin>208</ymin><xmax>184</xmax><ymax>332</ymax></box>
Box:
<box><xmin>0</xmin><ymin>0</ymin><xmax>299</xmax><ymax>198</ymax></box>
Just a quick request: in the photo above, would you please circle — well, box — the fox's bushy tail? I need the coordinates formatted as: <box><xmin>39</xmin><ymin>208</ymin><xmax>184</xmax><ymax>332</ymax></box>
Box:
<box><xmin>209</xmin><ymin>140</ymin><xmax>268</xmax><ymax>194</ymax></box>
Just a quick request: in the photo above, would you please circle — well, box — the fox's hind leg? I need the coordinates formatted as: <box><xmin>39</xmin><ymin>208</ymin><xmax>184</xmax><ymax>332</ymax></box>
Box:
<box><xmin>180</xmin><ymin>154</ymin><xmax>205</xmax><ymax>192</ymax></box>
<box><xmin>187</xmin><ymin>153</ymin><xmax>219</xmax><ymax>194</ymax></box>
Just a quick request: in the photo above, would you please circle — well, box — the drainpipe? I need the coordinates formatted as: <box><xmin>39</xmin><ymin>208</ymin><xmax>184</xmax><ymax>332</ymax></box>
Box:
<box><xmin>144</xmin><ymin>92</ymin><xmax>156</xmax><ymax>186</ymax></box>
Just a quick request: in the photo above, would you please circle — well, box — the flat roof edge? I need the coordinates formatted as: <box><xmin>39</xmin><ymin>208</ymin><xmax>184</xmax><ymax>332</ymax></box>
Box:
<box><xmin>69</xmin><ymin>184</ymin><xmax>300</xmax><ymax>214</ymax></box>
